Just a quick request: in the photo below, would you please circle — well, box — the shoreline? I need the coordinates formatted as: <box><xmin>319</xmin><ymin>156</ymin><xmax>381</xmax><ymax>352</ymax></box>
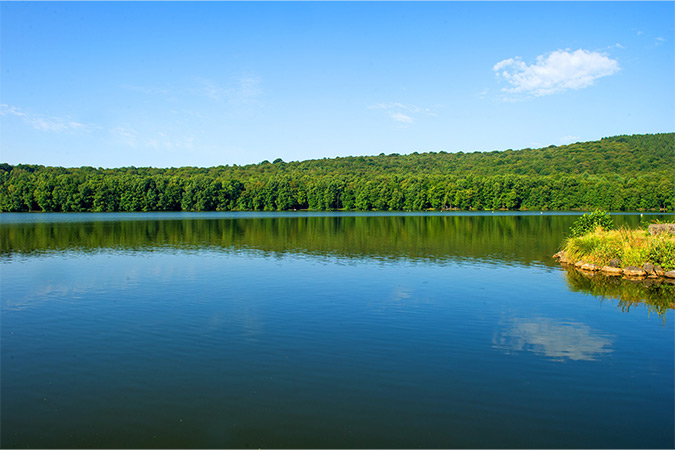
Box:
<box><xmin>555</xmin><ymin>254</ymin><xmax>675</xmax><ymax>283</ymax></box>
<box><xmin>554</xmin><ymin>222</ymin><xmax>675</xmax><ymax>281</ymax></box>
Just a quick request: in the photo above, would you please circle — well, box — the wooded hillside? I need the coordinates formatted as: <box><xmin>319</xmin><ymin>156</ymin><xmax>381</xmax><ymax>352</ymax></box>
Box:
<box><xmin>1</xmin><ymin>133</ymin><xmax>673</xmax><ymax>212</ymax></box>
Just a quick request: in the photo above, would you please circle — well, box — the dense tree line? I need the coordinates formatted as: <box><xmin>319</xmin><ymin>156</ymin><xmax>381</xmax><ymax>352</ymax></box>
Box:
<box><xmin>1</xmin><ymin>133</ymin><xmax>673</xmax><ymax>212</ymax></box>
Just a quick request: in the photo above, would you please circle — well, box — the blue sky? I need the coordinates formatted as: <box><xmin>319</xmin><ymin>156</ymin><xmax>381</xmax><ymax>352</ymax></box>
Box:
<box><xmin>1</xmin><ymin>1</ymin><xmax>673</xmax><ymax>168</ymax></box>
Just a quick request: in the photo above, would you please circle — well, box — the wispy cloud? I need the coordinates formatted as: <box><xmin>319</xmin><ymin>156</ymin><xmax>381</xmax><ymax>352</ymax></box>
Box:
<box><xmin>198</xmin><ymin>78</ymin><xmax>227</xmax><ymax>101</ymax></box>
<box><xmin>558</xmin><ymin>135</ymin><xmax>581</xmax><ymax>145</ymax></box>
<box><xmin>234</xmin><ymin>75</ymin><xmax>262</xmax><ymax>103</ymax></box>
<box><xmin>195</xmin><ymin>75</ymin><xmax>262</xmax><ymax>104</ymax></box>
<box><xmin>1</xmin><ymin>104</ymin><xmax>93</xmax><ymax>132</ymax></box>
<box><xmin>478</xmin><ymin>88</ymin><xmax>490</xmax><ymax>98</ymax></box>
<box><xmin>147</xmin><ymin>133</ymin><xmax>195</xmax><ymax>151</ymax></box>
<box><xmin>493</xmin><ymin>49</ymin><xmax>619</xmax><ymax>98</ymax></box>
<box><xmin>368</xmin><ymin>102</ymin><xmax>437</xmax><ymax>124</ymax></box>
<box><xmin>111</xmin><ymin>127</ymin><xmax>194</xmax><ymax>151</ymax></box>
<box><xmin>390</xmin><ymin>112</ymin><xmax>413</xmax><ymax>124</ymax></box>
<box><xmin>0</xmin><ymin>104</ymin><xmax>26</xmax><ymax>118</ymax></box>
<box><xmin>121</xmin><ymin>84</ymin><xmax>170</xmax><ymax>95</ymax></box>
<box><xmin>110</xmin><ymin>127</ymin><xmax>139</xmax><ymax>147</ymax></box>
<box><xmin>121</xmin><ymin>75</ymin><xmax>263</xmax><ymax>106</ymax></box>
<box><xmin>634</xmin><ymin>29</ymin><xmax>667</xmax><ymax>49</ymax></box>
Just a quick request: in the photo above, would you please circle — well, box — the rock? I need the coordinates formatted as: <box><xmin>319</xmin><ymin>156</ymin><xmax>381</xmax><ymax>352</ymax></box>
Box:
<box><xmin>623</xmin><ymin>266</ymin><xmax>646</xmax><ymax>277</ymax></box>
<box><xmin>608</xmin><ymin>259</ymin><xmax>621</xmax><ymax>268</ymax></box>
<box><xmin>574</xmin><ymin>261</ymin><xmax>585</xmax><ymax>268</ymax></box>
<box><xmin>664</xmin><ymin>270</ymin><xmax>675</xmax><ymax>279</ymax></box>
<box><xmin>553</xmin><ymin>251</ymin><xmax>564</xmax><ymax>260</ymax></box>
<box><xmin>654</xmin><ymin>265</ymin><xmax>665</xmax><ymax>277</ymax></box>
<box><xmin>643</xmin><ymin>263</ymin><xmax>657</xmax><ymax>278</ymax></box>
<box><xmin>648</xmin><ymin>223</ymin><xmax>675</xmax><ymax>235</ymax></box>
<box><xmin>581</xmin><ymin>263</ymin><xmax>600</xmax><ymax>272</ymax></box>
<box><xmin>601</xmin><ymin>266</ymin><xmax>623</xmax><ymax>276</ymax></box>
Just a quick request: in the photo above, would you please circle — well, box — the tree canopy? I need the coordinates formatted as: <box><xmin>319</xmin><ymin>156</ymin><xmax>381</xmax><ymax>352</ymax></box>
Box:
<box><xmin>1</xmin><ymin>133</ymin><xmax>673</xmax><ymax>212</ymax></box>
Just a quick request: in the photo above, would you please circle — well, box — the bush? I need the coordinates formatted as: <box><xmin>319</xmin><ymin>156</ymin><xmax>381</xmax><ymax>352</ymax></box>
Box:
<box><xmin>569</xmin><ymin>210</ymin><xmax>614</xmax><ymax>237</ymax></box>
<box><xmin>648</xmin><ymin>236</ymin><xmax>675</xmax><ymax>270</ymax></box>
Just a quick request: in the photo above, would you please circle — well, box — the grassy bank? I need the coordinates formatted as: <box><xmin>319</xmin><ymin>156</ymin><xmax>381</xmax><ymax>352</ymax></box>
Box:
<box><xmin>560</xmin><ymin>226</ymin><xmax>675</xmax><ymax>271</ymax></box>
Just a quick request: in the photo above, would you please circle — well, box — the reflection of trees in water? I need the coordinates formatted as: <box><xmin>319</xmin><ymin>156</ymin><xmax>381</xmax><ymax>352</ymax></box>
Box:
<box><xmin>492</xmin><ymin>317</ymin><xmax>614</xmax><ymax>361</ymax></box>
<box><xmin>1</xmin><ymin>214</ymin><xmax>652</xmax><ymax>266</ymax></box>
<box><xmin>2</xmin><ymin>215</ymin><xmax>582</xmax><ymax>266</ymax></box>
<box><xmin>564</xmin><ymin>268</ymin><xmax>675</xmax><ymax>317</ymax></box>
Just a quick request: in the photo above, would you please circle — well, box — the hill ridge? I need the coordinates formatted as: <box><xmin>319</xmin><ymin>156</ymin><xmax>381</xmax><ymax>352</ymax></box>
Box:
<box><xmin>1</xmin><ymin>132</ymin><xmax>673</xmax><ymax>212</ymax></box>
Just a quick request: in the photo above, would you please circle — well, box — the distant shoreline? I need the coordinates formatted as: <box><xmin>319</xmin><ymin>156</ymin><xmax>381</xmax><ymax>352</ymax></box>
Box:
<box><xmin>2</xmin><ymin>133</ymin><xmax>673</xmax><ymax>213</ymax></box>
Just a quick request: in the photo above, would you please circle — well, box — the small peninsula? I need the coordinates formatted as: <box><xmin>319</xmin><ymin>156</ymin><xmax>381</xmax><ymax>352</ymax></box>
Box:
<box><xmin>554</xmin><ymin>211</ymin><xmax>675</xmax><ymax>281</ymax></box>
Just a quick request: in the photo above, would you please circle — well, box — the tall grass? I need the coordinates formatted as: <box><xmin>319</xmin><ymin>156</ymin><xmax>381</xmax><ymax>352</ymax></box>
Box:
<box><xmin>563</xmin><ymin>226</ymin><xmax>675</xmax><ymax>270</ymax></box>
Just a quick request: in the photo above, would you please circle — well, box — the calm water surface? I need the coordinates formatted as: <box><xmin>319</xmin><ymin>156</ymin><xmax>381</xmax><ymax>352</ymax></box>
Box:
<box><xmin>1</xmin><ymin>212</ymin><xmax>673</xmax><ymax>448</ymax></box>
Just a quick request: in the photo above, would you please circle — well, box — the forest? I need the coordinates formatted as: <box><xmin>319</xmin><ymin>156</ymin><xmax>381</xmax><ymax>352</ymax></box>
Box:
<box><xmin>1</xmin><ymin>133</ymin><xmax>673</xmax><ymax>212</ymax></box>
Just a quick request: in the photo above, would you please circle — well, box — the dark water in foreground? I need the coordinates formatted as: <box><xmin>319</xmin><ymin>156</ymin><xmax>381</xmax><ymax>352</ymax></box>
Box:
<box><xmin>1</xmin><ymin>212</ymin><xmax>673</xmax><ymax>448</ymax></box>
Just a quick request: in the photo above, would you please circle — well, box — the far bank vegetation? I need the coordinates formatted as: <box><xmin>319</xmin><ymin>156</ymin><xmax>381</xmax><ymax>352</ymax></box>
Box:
<box><xmin>1</xmin><ymin>133</ymin><xmax>673</xmax><ymax>212</ymax></box>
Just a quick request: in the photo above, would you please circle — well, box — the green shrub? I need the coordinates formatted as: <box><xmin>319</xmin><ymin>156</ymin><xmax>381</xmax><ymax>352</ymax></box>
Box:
<box><xmin>648</xmin><ymin>237</ymin><xmax>675</xmax><ymax>270</ymax></box>
<box><xmin>569</xmin><ymin>210</ymin><xmax>614</xmax><ymax>237</ymax></box>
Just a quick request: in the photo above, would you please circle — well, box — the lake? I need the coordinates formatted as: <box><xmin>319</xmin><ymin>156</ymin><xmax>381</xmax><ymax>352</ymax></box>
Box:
<box><xmin>1</xmin><ymin>212</ymin><xmax>673</xmax><ymax>448</ymax></box>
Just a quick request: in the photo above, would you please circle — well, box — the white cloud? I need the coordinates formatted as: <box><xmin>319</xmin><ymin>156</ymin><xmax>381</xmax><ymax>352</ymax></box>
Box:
<box><xmin>558</xmin><ymin>135</ymin><xmax>581</xmax><ymax>145</ymax></box>
<box><xmin>196</xmin><ymin>75</ymin><xmax>262</xmax><ymax>104</ymax></box>
<box><xmin>0</xmin><ymin>104</ymin><xmax>27</xmax><ymax>118</ymax></box>
<box><xmin>32</xmin><ymin>118</ymin><xmax>87</xmax><ymax>132</ymax></box>
<box><xmin>121</xmin><ymin>84</ymin><xmax>170</xmax><ymax>95</ymax></box>
<box><xmin>111</xmin><ymin>127</ymin><xmax>139</xmax><ymax>147</ymax></box>
<box><xmin>368</xmin><ymin>102</ymin><xmax>437</xmax><ymax>124</ymax></box>
<box><xmin>493</xmin><ymin>49</ymin><xmax>620</xmax><ymax>97</ymax></box>
<box><xmin>198</xmin><ymin>78</ymin><xmax>227</xmax><ymax>100</ymax></box>
<box><xmin>234</xmin><ymin>76</ymin><xmax>262</xmax><ymax>103</ymax></box>
<box><xmin>112</xmin><ymin>127</ymin><xmax>194</xmax><ymax>152</ymax></box>
<box><xmin>1</xmin><ymin>104</ymin><xmax>92</xmax><ymax>132</ymax></box>
<box><xmin>390</xmin><ymin>112</ymin><xmax>413</xmax><ymax>123</ymax></box>
<box><xmin>369</xmin><ymin>102</ymin><xmax>406</xmax><ymax>111</ymax></box>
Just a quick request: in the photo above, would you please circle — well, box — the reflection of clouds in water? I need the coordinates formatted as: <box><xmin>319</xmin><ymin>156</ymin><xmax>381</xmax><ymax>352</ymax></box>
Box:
<box><xmin>392</xmin><ymin>286</ymin><xmax>411</xmax><ymax>301</ymax></box>
<box><xmin>2</xmin><ymin>254</ymin><xmax>197</xmax><ymax>311</ymax></box>
<box><xmin>493</xmin><ymin>318</ymin><xmax>614</xmax><ymax>361</ymax></box>
<box><xmin>3</xmin><ymin>283</ymin><xmax>93</xmax><ymax>311</ymax></box>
